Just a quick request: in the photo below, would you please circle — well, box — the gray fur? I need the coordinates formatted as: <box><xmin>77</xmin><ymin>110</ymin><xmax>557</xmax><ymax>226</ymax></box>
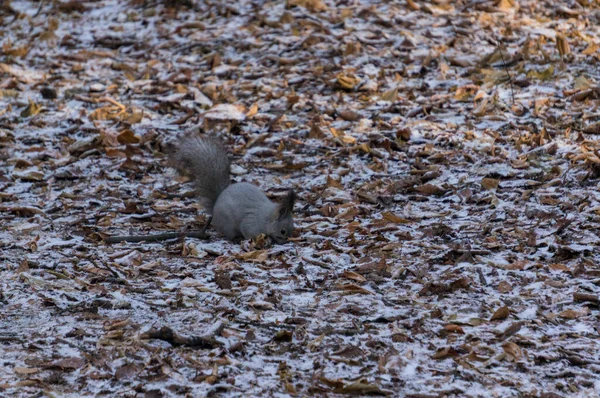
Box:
<box><xmin>170</xmin><ymin>136</ymin><xmax>230</xmax><ymax>214</ymax></box>
<box><xmin>171</xmin><ymin>137</ymin><xmax>295</xmax><ymax>243</ymax></box>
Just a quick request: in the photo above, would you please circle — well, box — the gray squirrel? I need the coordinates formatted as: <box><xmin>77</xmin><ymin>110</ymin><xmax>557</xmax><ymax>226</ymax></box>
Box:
<box><xmin>170</xmin><ymin>136</ymin><xmax>295</xmax><ymax>243</ymax></box>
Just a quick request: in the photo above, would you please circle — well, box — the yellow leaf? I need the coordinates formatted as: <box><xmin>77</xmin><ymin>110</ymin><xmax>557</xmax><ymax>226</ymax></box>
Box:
<box><xmin>406</xmin><ymin>0</ymin><xmax>420</xmax><ymax>10</ymax></box>
<box><xmin>526</xmin><ymin>65</ymin><xmax>554</xmax><ymax>81</ymax></box>
<box><xmin>236</xmin><ymin>250</ymin><xmax>268</xmax><ymax>263</ymax></box>
<box><xmin>123</xmin><ymin>109</ymin><xmax>144</xmax><ymax>124</ymax></box>
<box><xmin>582</xmin><ymin>42</ymin><xmax>599</xmax><ymax>55</ymax></box>
<box><xmin>495</xmin><ymin>0</ymin><xmax>516</xmax><ymax>11</ymax></box>
<box><xmin>287</xmin><ymin>0</ymin><xmax>327</xmax><ymax>12</ymax></box>
<box><xmin>379</xmin><ymin>87</ymin><xmax>398</xmax><ymax>102</ymax></box>
<box><xmin>336</xmin><ymin>73</ymin><xmax>360</xmax><ymax>90</ymax></box>
<box><xmin>246</xmin><ymin>103</ymin><xmax>258</xmax><ymax>118</ymax></box>
<box><xmin>556</xmin><ymin>34</ymin><xmax>571</xmax><ymax>57</ymax></box>
<box><xmin>20</xmin><ymin>100</ymin><xmax>41</xmax><ymax>117</ymax></box>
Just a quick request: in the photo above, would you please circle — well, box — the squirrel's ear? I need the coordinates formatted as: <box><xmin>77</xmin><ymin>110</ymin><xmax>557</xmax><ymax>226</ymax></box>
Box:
<box><xmin>277</xmin><ymin>190</ymin><xmax>296</xmax><ymax>220</ymax></box>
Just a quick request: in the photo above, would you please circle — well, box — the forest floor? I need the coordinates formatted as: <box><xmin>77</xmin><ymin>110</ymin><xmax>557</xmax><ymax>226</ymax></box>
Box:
<box><xmin>1</xmin><ymin>0</ymin><xmax>600</xmax><ymax>397</ymax></box>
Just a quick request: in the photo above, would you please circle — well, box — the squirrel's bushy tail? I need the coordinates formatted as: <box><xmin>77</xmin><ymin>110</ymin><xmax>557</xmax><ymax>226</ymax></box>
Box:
<box><xmin>170</xmin><ymin>136</ymin><xmax>231</xmax><ymax>214</ymax></box>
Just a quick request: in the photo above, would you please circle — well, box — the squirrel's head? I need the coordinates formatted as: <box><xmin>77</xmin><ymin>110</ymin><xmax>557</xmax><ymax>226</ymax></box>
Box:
<box><xmin>268</xmin><ymin>190</ymin><xmax>296</xmax><ymax>244</ymax></box>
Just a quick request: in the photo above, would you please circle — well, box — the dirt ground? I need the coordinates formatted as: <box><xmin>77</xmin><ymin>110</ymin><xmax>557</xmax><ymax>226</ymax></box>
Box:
<box><xmin>1</xmin><ymin>0</ymin><xmax>600</xmax><ymax>397</ymax></box>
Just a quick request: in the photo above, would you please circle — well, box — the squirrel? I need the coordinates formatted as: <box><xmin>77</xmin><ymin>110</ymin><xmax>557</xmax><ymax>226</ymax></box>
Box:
<box><xmin>170</xmin><ymin>136</ymin><xmax>295</xmax><ymax>243</ymax></box>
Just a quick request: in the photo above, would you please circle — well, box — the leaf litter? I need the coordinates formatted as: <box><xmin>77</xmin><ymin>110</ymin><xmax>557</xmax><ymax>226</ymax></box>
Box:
<box><xmin>1</xmin><ymin>0</ymin><xmax>600</xmax><ymax>397</ymax></box>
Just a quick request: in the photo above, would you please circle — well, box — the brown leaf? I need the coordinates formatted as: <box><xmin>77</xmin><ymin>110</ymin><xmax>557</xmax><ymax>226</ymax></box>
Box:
<box><xmin>381</xmin><ymin>212</ymin><xmax>412</xmax><ymax>224</ymax></box>
<box><xmin>288</xmin><ymin>0</ymin><xmax>327</xmax><ymax>12</ymax></box>
<box><xmin>502</xmin><ymin>342</ymin><xmax>522</xmax><ymax>361</ymax></box>
<box><xmin>497</xmin><ymin>281</ymin><xmax>512</xmax><ymax>293</ymax></box>
<box><xmin>115</xmin><ymin>363</ymin><xmax>141</xmax><ymax>380</ymax></box>
<box><xmin>14</xmin><ymin>367</ymin><xmax>40</xmax><ymax>375</ymax></box>
<box><xmin>396</xmin><ymin>127</ymin><xmax>411</xmax><ymax>141</ymax></box>
<box><xmin>117</xmin><ymin>129</ymin><xmax>140</xmax><ymax>144</ymax></box>
<box><xmin>583</xmin><ymin>122</ymin><xmax>600</xmax><ymax>135</ymax></box>
<box><xmin>342</xmin><ymin>270</ymin><xmax>367</xmax><ymax>283</ymax></box>
<box><xmin>556</xmin><ymin>34</ymin><xmax>571</xmax><ymax>57</ymax></box>
<box><xmin>549</xmin><ymin>263</ymin><xmax>570</xmax><ymax>272</ymax></box>
<box><xmin>497</xmin><ymin>321</ymin><xmax>523</xmax><ymax>340</ymax></box>
<box><xmin>490</xmin><ymin>306</ymin><xmax>510</xmax><ymax>321</ymax></box>
<box><xmin>432</xmin><ymin>346</ymin><xmax>460</xmax><ymax>360</ymax></box>
<box><xmin>443</xmin><ymin>324</ymin><xmax>464</xmax><ymax>334</ymax></box>
<box><xmin>273</xmin><ymin>330</ymin><xmax>293</xmax><ymax>342</ymax></box>
<box><xmin>327</xmin><ymin>175</ymin><xmax>343</xmax><ymax>189</ymax></box>
<box><xmin>337</xmin><ymin>283</ymin><xmax>374</xmax><ymax>295</ymax></box>
<box><xmin>481</xmin><ymin>177</ymin><xmax>500</xmax><ymax>191</ymax></box>
<box><xmin>558</xmin><ymin>308</ymin><xmax>588</xmax><ymax>319</ymax></box>
<box><xmin>338</xmin><ymin>109</ymin><xmax>361</xmax><ymax>121</ymax></box>
<box><xmin>573</xmin><ymin>292</ymin><xmax>600</xmax><ymax>304</ymax></box>
<box><xmin>414</xmin><ymin>184</ymin><xmax>446</xmax><ymax>196</ymax></box>
<box><xmin>406</xmin><ymin>0</ymin><xmax>420</xmax><ymax>10</ymax></box>
<box><xmin>214</xmin><ymin>271</ymin><xmax>232</xmax><ymax>290</ymax></box>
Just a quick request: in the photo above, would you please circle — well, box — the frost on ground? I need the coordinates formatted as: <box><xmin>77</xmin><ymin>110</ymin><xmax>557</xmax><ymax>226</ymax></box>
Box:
<box><xmin>1</xmin><ymin>0</ymin><xmax>600</xmax><ymax>397</ymax></box>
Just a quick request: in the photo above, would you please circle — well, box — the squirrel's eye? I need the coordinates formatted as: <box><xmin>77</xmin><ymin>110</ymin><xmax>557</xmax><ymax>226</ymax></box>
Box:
<box><xmin>280</xmin><ymin>229</ymin><xmax>287</xmax><ymax>235</ymax></box>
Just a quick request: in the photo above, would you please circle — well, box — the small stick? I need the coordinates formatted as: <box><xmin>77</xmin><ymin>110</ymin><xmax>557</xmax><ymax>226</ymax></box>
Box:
<box><xmin>498</xmin><ymin>44</ymin><xmax>515</xmax><ymax>105</ymax></box>
<box><xmin>33</xmin><ymin>0</ymin><xmax>46</xmax><ymax>18</ymax></box>
<box><xmin>98</xmin><ymin>96</ymin><xmax>126</xmax><ymax>110</ymax></box>
<box><xmin>104</xmin><ymin>230</ymin><xmax>209</xmax><ymax>244</ymax></box>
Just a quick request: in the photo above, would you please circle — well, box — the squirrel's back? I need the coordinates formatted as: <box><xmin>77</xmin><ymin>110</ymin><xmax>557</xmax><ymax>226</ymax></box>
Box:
<box><xmin>170</xmin><ymin>136</ymin><xmax>230</xmax><ymax>214</ymax></box>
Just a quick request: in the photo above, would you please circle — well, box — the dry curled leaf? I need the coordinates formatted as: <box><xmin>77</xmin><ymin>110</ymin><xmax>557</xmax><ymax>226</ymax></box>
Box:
<box><xmin>336</xmin><ymin>73</ymin><xmax>361</xmax><ymax>90</ymax></box>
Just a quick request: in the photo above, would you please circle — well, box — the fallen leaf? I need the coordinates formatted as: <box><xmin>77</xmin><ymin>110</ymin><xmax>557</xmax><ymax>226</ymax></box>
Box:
<box><xmin>490</xmin><ymin>306</ymin><xmax>510</xmax><ymax>321</ymax></box>
<box><xmin>20</xmin><ymin>100</ymin><xmax>41</xmax><ymax>117</ymax></box>
<box><xmin>481</xmin><ymin>177</ymin><xmax>500</xmax><ymax>191</ymax></box>
<box><xmin>336</xmin><ymin>73</ymin><xmax>361</xmax><ymax>90</ymax></box>
<box><xmin>381</xmin><ymin>212</ymin><xmax>412</xmax><ymax>224</ymax></box>
<box><xmin>502</xmin><ymin>342</ymin><xmax>522</xmax><ymax>361</ymax></box>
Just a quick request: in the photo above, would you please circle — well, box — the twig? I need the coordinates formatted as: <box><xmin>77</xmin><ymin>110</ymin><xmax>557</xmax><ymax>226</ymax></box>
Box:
<box><xmin>477</xmin><ymin>267</ymin><xmax>488</xmax><ymax>286</ymax></box>
<box><xmin>98</xmin><ymin>96</ymin><xmax>126</xmax><ymax>110</ymax></box>
<box><xmin>498</xmin><ymin>44</ymin><xmax>515</xmax><ymax>105</ymax></box>
<box><xmin>104</xmin><ymin>230</ymin><xmax>209</xmax><ymax>244</ymax></box>
<box><xmin>33</xmin><ymin>0</ymin><xmax>46</xmax><ymax>18</ymax></box>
